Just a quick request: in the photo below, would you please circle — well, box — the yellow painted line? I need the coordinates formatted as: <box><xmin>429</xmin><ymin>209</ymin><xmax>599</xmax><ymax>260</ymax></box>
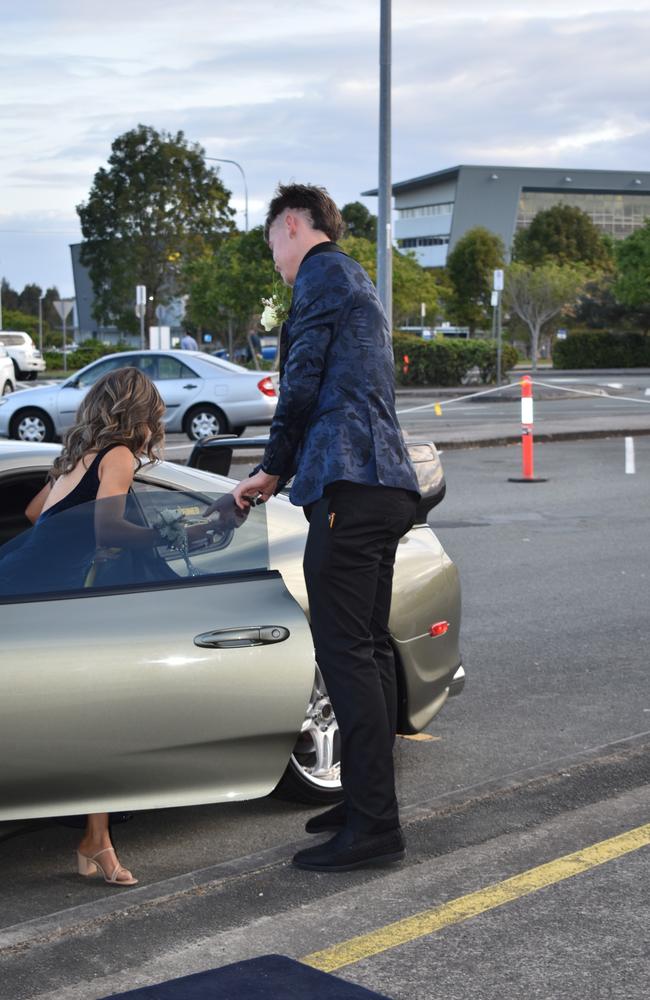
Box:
<box><xmin>399</xmin><ymin>733</ymin><xmax>440</xmax><ymax>742</ymax></box>
<box><xmin>302</xmin><ymin>822</ymin><xmax>650</xmax><ymax>973</ymax></box>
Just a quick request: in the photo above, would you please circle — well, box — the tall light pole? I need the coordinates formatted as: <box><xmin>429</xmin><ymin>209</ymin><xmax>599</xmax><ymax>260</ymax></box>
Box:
<box><xmin>38</xmin><ymin>293</ymin><xmax>45</xmax><ymax>355</ymax></box>
<box><xmin>205</xmin><ymin>156</ymin><xmax>249</xmax><ymax>232</ymax></box>
<box><xmin>377</xmin><ymin>0</ymin><xmax>392</xmax><ymax>326</ymax></box>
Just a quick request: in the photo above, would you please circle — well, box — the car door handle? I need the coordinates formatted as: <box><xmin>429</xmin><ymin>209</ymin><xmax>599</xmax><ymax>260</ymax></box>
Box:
<box><xmin>194</xmin><ymin>626</ymin><xmax>290</xmax><ymax>649</ymax></box>
<box><xmin>183</xmin><ymin>383</ymin><xmax>198</xmax><ymax>389</ymax></box>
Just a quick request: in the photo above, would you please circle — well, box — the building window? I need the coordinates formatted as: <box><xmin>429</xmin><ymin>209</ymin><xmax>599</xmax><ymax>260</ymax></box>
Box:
<box><xmin>397</xmin><ymin>203</ymin><xmax>454</xmax><ymax>219</ymax></box>
<box><xmin>516</xmin><ymin>190</ymin><xmax>650</xmax><ymax>239</ymax></box>
<box><xmin>398</xmin><ymin>236</ymin><xmax>450</xmax><ymax>248</ymax></box>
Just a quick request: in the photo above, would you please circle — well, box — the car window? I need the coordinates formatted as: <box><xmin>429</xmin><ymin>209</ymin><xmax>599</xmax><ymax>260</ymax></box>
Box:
<box><xmin>0</xmin><ymin>335</ymin><xmax>28</xmax><ymax>347</ymax></box>
<box><xmin>76</xmin><ymin>356</ymin><xmax>135</xmax><ymax>388</ymax></box>
<box><xmin>156</xmin><ymin>356</ymin><xmax>197</xmax><ymax>380</ymax></box>
<box><xmin>0</xmin><ymin>489</ymin><xmax>268</xmax><ymax>602</ymax></box>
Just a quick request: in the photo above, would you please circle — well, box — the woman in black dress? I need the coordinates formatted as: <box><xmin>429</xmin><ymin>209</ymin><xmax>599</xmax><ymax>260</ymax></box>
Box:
<box><xmin>24</xmin><ymin>366</ymin><xmax>166</xmax><ymax>887</ymax></box>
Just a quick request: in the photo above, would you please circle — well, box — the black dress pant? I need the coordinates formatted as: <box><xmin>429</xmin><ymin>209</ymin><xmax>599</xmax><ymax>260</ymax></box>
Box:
<box><xmin>303</xmin><ymin>481</ymin><xmax>418</xmax><ymax>835</ymax></box>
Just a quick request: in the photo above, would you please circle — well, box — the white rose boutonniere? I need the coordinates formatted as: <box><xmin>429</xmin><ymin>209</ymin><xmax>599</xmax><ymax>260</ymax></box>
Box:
<box><xmin>260</xmin><ymin>294</ymin><xmax>289</xmax><ymax>332</ymax></box>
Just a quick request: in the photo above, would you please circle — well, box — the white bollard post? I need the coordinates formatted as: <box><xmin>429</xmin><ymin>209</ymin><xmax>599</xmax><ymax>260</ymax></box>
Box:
<box><xmin>625</xmin><ymin>436</ymin><xmax>636</xmax><ymax>475</ymax></box>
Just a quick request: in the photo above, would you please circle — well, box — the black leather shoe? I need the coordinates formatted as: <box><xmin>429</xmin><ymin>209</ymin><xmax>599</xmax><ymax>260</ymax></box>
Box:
<box><xmin>293</xmin><ymin>827</ymin><xmax>405</xmax><ymax>872</ymax></box>
<box><xmin>305</xmin><ymin>803</ymin><xmax>346</xmax><ymax>834</ymax></box>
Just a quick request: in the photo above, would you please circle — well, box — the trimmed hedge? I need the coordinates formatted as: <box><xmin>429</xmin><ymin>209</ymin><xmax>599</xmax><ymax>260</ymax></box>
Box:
<box><xmin>393</xmin><ymin>333</ymin><xmax>518</xmax><ymax>386</ymax></box>
<box><xmin>552</xmin><ymin>331</ymin><xmax>650</xmax><ymax>368</ymax></box>
<box><xmin>44</xmin><ymin>339</ymin><xmax>133</xmax><ymax>372</ymax></box>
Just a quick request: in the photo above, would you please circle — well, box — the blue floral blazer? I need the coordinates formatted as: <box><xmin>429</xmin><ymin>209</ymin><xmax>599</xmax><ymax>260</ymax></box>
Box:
<box><xmin>261</xmin><ymin>244</ymin><xmax>419</xmax><ymax>507</ymax></box>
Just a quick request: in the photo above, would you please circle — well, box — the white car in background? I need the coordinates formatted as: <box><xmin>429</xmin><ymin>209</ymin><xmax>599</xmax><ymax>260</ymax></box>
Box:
<box><xmin>0</xmin><ymin>331</ymin><xmax>46</xmax><ymax>381</ymax></box>
<box><xmin>0</xmin><ymin>347</ymin><xmax>15</xmax><ymax>396</ymax></box>
<box><xmin>0</xmin><ymin>349</ymin><xmax>278</xmax><ymax>443</ymax></box>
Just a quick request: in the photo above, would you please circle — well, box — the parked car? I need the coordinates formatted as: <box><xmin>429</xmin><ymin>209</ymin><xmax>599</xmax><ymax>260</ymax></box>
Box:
<box><xmin>0</xmin><ymin>438</ymin><xmax>463</xmax><ymax>820</ymax></box>
<box><xmin>0</xmin><ymin>349</ymin><xmax>277</xmax><ymax>443</ymax></box>
<box><xmin>0</xmin><ymin>331</ymin><xmax>46</xmax><ymax>380</ymax></box>
<box><xmin>0</xmin><ymin>347</ymin><xmax>15</xmax><ymax>396</ymax></box>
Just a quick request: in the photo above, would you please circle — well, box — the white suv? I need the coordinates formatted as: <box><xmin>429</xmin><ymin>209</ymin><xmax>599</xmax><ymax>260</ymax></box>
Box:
<box><xmin>0</xmin><ymin>347</ymin><xmax>15</xmax><ymax>395</ymax></box>
<box><xmin>0</xmin><ymin>331</ymin><xmax>46</xmax><ymax>381</ymax></box>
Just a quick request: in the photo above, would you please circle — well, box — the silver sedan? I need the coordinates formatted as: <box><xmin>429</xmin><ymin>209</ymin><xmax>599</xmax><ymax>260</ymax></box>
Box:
<box><xmin>0</xmin><ymin>439</ymin><xmax>463</xmax><ymax>820</ymax></box>
<box><xmin>0</xmin><ymin>350</ymin><xmax>278</xmax><ymax>443</ymax></box>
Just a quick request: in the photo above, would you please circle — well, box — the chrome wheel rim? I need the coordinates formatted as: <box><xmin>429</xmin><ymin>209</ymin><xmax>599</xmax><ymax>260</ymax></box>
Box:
<box><xmin>18</xmin><ymin>415</ymin><xmax>48</xmax><ymax>442</ymax></box>
<box><xmin>190</xmin><ymin>411</ymin><xmax>221</xmax><ymax>439</ymax></box>
<box><xmin>291</xmin><ymin>666</ymin><xmax>341</xmax><ymax>790</ymax></box>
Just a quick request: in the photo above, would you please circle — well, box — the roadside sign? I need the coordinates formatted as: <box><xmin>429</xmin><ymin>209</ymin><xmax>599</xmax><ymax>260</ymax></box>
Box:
<box><xmin>493</xmin><ymin>269</ymin><xmax>504</xmax><ymax>291</ymax></box>
<box><xmin>53</xmin><ymin>300</ymin><xmax>74</xmax><ymax>320</ymax></box>
<box><xmin>136</xmin><ymin>285</ymin><xmax>147</xmax><ymax>305</ymax></box>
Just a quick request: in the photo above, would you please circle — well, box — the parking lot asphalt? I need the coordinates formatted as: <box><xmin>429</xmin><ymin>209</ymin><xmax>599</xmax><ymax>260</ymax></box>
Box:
<box><xmin>2</xmin><ymin>376</ymin><xmax>649</xmax><ymax>998</ymax></box>
<box><xmin>1</xmin><ymin>435</ymin><xmax>649</xmax><ymax>1000</ymax></box>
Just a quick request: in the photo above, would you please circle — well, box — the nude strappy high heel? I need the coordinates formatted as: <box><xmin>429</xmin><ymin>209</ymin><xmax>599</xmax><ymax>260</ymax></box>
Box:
<box><xmin>77</xmin><ymin>847</ymin><xmax>138</xmax><ymax>886</ymax></box>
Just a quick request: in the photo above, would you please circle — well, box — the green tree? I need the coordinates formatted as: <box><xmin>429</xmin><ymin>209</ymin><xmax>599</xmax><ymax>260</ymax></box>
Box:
<box><xmin>513</xmin><ymin>204</ymin><xmax>612</xmax><ymax>269</ymax></box>
<box><xmin>77</xmin><ymin>124</ymin><xmax>235</xmax><ymax>335</ymax></box>
<box><xmin>339</xmin><ymin>236</ymin><xmax>439</xmax><ymax>328</ymax></box>
<box><xmin>504</xmin><ymin>262</ymin><xmax>586</xmax><ymax>369</ymax></box>
<box><xmin>341</xmin><ymin>201</ymin><xmax>377</xmax><ymax>241</ymax></box>
<box><xmin>1</xmin><ymin>308</ymin><xmax>40</xmax><ymax>339</ymax></box>
<box><xmin>1</xmin><ymin>279</ymin><xmax>19</xmax><ymax>313</ymax></box>
<box><xmin>445</xmin><ymin>227</ymin><xmax>506</xmax><ymax>334</ymax></box>
<box><xmin>185</xmin><ymin>226</ymin><xmax>280</xmax><ymax>346</ymax></box>
<box><xmin>614</xmin><ymin>220</ymin><xmax>650</xmax><ymax>326</ymax></box>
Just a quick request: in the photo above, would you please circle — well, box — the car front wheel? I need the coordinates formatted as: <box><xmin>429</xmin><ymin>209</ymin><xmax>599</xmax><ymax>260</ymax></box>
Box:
<box><xmin>185</xmin><ymin>404</ymin><xmax>227</xmax><ymax>441</ymax></box>
<box><xmin>272</xmin><ymin>666</ymin><xmax>343</xmax><ymax>804</ymax></box>
<box><xmin>10</xmin><ymin>409</ymin><xmax>55</xmax><ymax>443</ymax></box>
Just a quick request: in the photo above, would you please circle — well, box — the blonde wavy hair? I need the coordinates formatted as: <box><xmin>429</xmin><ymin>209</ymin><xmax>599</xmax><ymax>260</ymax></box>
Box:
<box><xmin>50</xmin><ymin>367</ymin><xmax>165</xmax><ymax>481</ymax></box>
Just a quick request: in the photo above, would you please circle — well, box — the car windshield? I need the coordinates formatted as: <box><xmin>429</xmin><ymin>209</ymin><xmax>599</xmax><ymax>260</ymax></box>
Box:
<box><xmin>0</xmin><ymin>489</ymin><xmax>268</xmax><ymax>601</ymax></box>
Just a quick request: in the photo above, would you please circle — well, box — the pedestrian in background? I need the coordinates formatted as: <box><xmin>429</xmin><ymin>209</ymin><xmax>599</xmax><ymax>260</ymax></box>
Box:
<box><xmin>181</xmin><ymin>331</ymin><xmax>199</xmax><ymax>351</ymax></box>
<box><xmin>230</xmin><ymin>183</ymin><xmax>420</xmax><ymax>872</ymax></box>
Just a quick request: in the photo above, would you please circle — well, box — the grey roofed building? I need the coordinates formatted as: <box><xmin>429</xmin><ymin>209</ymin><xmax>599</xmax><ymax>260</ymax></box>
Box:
<box><xmin>70</xmin><ymin>243</ymin><xmax>185</xmax><ymax>344</ymax></box>
<box><xmin>362</xmin><ymin>165</ymin><xmax>650</xmax><ymax>268</ymax></box>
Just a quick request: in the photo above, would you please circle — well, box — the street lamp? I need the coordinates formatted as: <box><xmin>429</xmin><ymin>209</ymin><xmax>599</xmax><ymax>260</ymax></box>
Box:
<box><xmin>205</xmin><ymin>156</ymin><xmax>249</xmax><ymax>232</ymax></box>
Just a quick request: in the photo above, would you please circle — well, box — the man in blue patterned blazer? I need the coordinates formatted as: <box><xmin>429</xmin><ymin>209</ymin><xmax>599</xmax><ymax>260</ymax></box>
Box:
<box><xmin>232</xmin><ymin>183</ymin><xmax>420</xmax><ymax>872</ymax></box>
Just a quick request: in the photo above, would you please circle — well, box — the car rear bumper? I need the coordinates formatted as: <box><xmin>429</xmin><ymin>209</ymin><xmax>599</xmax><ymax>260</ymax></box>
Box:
<box><xmin>18</xmin><ymin>359</ymin><xmax>46</xmax><ymax>372</ymax></box>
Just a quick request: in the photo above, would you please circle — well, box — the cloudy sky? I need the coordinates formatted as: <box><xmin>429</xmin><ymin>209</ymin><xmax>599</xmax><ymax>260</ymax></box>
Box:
<box><xmin>1</xmin><ymin>0</ymin><xmax>649</xmax><ymax>296</ymax></box>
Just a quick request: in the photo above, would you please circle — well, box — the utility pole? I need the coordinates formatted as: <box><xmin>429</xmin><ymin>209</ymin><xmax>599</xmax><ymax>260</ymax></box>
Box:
<box><xmin>377</xmin><ymin>0</ymin><xmax>392</xmax><ymax>327</ymax></box>
<box><xmin>136</xmin><ymin>285</ymin><xmax>147</xmax><ymax>349</ymax></box>
<box><xmin>38</xmin><ymin>293</ymin><xmax>45</xmax><ymax>355</ymax></box>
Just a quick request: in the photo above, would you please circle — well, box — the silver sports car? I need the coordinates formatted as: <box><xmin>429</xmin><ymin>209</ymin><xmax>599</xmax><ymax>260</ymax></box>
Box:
<box><xmin>0</xmin><ymin>350</ymin><xmax>278</xmax><ymax>443</ymax></box>
<box><xmin>0</xmin><ymin>439</ymin><xmax>463</xmax><ymax>821</ymax></box>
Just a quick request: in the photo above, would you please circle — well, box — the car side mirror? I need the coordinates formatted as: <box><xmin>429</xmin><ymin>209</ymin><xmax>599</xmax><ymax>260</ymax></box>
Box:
<box><xmin>407</xmin><ymin>441</ymin><xmax>446</xmax><ymax>524</ymax></box>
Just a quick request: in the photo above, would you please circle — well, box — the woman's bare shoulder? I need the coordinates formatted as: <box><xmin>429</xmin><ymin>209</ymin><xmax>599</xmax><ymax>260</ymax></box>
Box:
<box><xmin>99</xmin><ymin>445</ymin><xmax>135</xmax><ymax>472</ymax></box>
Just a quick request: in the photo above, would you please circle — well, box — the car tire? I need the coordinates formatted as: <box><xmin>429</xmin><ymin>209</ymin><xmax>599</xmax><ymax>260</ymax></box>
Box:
<box><xmin>272</xmin><ymin>666</ymin><xmax>344</xmax><ymax>805</ymax></box>
<box><xmin>27</xmin><ymin>372</ymin><xmax>38</xmax><ymax>381</ymax></box>
<box><xmin>10</xmin><ymin>408</ymin><xmax>56</xmax><ymax>443</ymax></box>
<box><xmin>2</xmin><ymin>380</ymin><xmax>12</xmax><ymax>396</ymax></box>
<box><xmin>231</xmin><ymin>426</ymin><xmax>246</xmax><ymax>437</ymax></box>
<box><xmin>184</xmin><ymin>404</ymin><xmax>228</xmax><ymax>441</ymax></box>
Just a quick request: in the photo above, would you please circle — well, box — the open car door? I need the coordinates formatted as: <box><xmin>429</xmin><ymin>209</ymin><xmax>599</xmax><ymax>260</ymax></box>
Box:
<box><xmin>0</xmin><ymin>488</ymin><xmax>315</xmax><ymax>821</ymax></box>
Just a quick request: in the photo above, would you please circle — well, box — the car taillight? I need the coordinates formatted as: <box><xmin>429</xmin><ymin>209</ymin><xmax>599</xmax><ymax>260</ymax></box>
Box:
<box><xmin>257</xmin><ymin>376</ymin><xmax>277</xmax><ymax>398</ymax></box>
<box><xmin>429</xmin><ymin>621</ymin><xmax>449</xmax><ymax>638</ymax></box>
